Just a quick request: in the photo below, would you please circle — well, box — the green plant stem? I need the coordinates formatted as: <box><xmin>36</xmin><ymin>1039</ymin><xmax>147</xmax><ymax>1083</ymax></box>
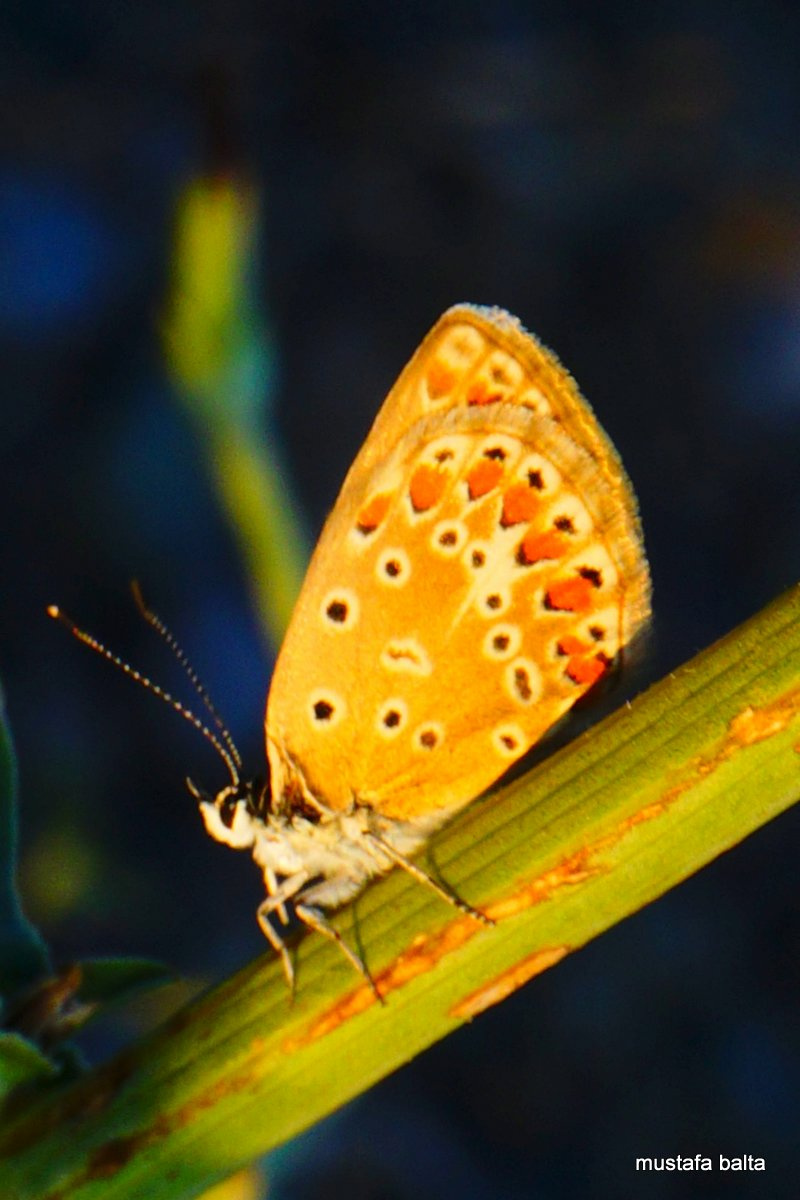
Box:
<box><xmin>203</xmin><ymin>422</ymin><xmax>307</xmax><ymax>645</ymax></box>
<box><xmin>2</xmin><ymin>584</ymin><xmax>800</xmax><ymax>1200</ymax></box>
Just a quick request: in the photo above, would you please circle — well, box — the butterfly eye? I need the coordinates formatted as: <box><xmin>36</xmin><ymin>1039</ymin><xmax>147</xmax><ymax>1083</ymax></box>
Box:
<box><xmin>219</xmin><ymin>794</ymin><xmax>239</xmax><ymax>830</ymax></box>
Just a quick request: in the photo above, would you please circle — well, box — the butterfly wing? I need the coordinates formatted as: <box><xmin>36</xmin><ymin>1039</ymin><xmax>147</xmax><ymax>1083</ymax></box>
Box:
<box><xmin>266</xmin><ymin>307</ymin><xmax>650</xmax><ymax>823</ymax></box>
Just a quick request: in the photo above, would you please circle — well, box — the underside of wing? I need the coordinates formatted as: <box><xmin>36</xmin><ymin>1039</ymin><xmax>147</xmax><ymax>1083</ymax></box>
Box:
<box><xmin>267</xmin><ymin>381</ymin><xmax>649</xmax><ymax>821</ymax></box>
<box><xmin>337</xmin><ymin>305</ymin><xmax>643</xmax><ymax>527</ymax></box>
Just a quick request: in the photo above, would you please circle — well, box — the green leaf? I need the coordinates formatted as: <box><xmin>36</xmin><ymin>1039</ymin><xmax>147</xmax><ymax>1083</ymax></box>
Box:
<box><xmin>0</xmin><ymin>1033</ymin><xmax>55</xmax><ymax>1101</ymax></box>
<box><xmin>0</xmin><ymin>686</ymin><xmax>50</xmax><ymax>997</ymax></box>
<box><xmin>1</xmin><ymin>584</ymin><xmax>799</xmax><ymax>1199</ymax></box>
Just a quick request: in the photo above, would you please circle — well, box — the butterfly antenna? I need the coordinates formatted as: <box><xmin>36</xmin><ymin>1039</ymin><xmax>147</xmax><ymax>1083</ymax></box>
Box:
<box><xmin>46</xmin><ymin>605</ymin><xmax>241</xmax><ymax>789</ymax></box>
<box><xmin>130</xmin><ymin>581</ymin><xmax>243</xmax><ymax>771</ymax></box>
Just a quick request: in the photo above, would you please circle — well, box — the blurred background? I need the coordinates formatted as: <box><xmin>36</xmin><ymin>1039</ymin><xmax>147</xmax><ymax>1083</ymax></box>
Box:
<box><xmin>2</xmin><ymin>2</ymin><xmax>800</xmax><ymax>1197</ymax></box>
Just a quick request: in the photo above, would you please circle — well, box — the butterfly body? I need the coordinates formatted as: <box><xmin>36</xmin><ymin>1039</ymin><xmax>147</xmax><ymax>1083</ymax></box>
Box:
<box><xmin>202</xmin><ymin>304</ymin><xmax>650</xmax><ymax>990</ymax></box>
<box><xmin>200</xmin><ymin>789</ymin><xmax>446</xmax><ymax>911</ymax></box>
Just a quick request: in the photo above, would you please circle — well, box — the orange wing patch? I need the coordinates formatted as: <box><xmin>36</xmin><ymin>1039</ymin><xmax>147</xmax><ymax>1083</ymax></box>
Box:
<box><xmin>409</xmin><ymin>464</ymin><xmax>449</xmax><ymax>512</ymax></box>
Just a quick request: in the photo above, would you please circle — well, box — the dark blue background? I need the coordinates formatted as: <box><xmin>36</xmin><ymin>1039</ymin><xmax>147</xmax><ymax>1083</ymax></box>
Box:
<box><xmin>1</xmin><ymin>3</ymin><xmax>799</xmax><ymax>1197</ymax></box>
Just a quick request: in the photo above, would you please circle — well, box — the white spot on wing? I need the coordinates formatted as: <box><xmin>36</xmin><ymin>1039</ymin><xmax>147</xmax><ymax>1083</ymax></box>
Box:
<box><xmin>566</xmin><ymin>545</ymin><xmax>618</xmax><ymax>590</ymax></box>
<box><xmin>576</xmin><ymin>606</ymin><xmax>620</xmax><ymax>652</ymax></box>
<box><xmin>413</xmin><ymin>722</ymin><xmax>444</xmax><ymax>751</ymax></box>
<box><xmin>517</xmin><ymin>453</ymin><xmax>560</xmax><ymax>493</ymax></box>
<box><xmin>376</xmin><ymin>698</ymin><xmax>409</xmax><ymax>738</ymax></box>
<box><xmin>319</xmin><ymin>588</ymin><xmax>360</xmax><ymax>631</ymax></box>
<box><xmin>463</xmin><ymin>539</ymin><xmax>492</xmax><ymax>572</ymax></box>
<box><xmin>543</xmin><ymin>493</ymin><xmax>592</xmax><ymax>539</ymax></box>
<box><xmin>474</xmin><ymin>433</ymin><xmax>520</xmax><ymax>465</ymax></box>
<box><xmin>431</xmin><ymin>519</ymin><xmax>468</xmax><ymax>556</ymax></box>
<box><xmin>441</xmin><ymin>323</ymin><xmax>484</xmax><ymax>367</ymax></box>
<box><xmin>504</xmin><ymin>658</ymin><xmax>542</xmax><ymax>706</ymax></box>
<box><xmin>376</xmin><ymin>547</ymin><xmax>411</xmax><ymax>587</ymax></box>
<box><xmin>517</xmin><ymin>386</ymin><xmax>552</xmax><ymax>416</ymax></box>
<box><xmin>307</xmin><ymin>689</ymin><xmax>346</xmax><ymax>729</ymax></box>
<box><xmin>381</xmin><ymin>638</ymin><xmax>433</xmax><ymax>676</ymax></box>
<box><xmin>485</xmin><ymin>349</ymin><xmax>524</xmax><ymax>389</ymax></box>
<box><xmin>492</xmin><ymin>723</ymin><xmax>526</xmax><ymax>758</ymax></box>
<box><xmin>422</xmin><ymin>435</ymin><xmax>471</xmax><ymax>471</ymax></box>
<box><xmin>476</xmin><ymin>586</ymin><xmax>511</xmax><ymax>618</ymax></box>
<box><xmin>482</xmin><ymin>623</ymin><xmax>522</xmax><ymax>661</ymax></box>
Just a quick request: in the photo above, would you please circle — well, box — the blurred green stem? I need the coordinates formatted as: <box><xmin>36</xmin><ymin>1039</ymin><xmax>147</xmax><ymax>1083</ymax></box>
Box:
<box><xmin>162</xmin><ymin>176</ymin><xmax>307</xmax><ymax>648</ymax></box>
<box><xmin>203</xmin><ymin>423</ymin><xmax>307</xmax><ymax>647</ymax></box>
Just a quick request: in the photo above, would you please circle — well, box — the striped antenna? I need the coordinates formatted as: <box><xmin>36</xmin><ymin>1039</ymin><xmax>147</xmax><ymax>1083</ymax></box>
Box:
<box><xmin>130</xmin><ymin>582</ymin><xmax>242</xmax><ymax>771</ymax></box>
<box><xmin>47</xmin><ymin>603</ymin><xmax>242</xmax><ymax>789</ymax></box>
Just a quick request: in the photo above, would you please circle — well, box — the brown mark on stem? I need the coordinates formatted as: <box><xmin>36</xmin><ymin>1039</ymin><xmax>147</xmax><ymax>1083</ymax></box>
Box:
<box><xmin>451</xmin><ymin>946</ymin><xmax>568</xmax><ymax>1020</ymax></box>
<box><xmin>659</xmin><ymin>685</ymin><xmax>800</xmax><ymax>809</ymax></box>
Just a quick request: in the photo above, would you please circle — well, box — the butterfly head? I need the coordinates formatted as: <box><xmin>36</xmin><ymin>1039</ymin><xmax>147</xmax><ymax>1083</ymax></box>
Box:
<box><xmin>187</xmin><ymin>775</ymin><xmax>268</xmax><ymax>850</ymax></box>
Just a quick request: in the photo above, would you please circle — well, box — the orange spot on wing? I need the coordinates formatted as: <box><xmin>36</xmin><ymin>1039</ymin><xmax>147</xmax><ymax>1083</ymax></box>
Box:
<box><xmin>356</xmin><ymin>493</ymin><xmax>391</xmax><ymax>533</ymax></box>
<box><xmin>566</xmin><ymin>655</ymin><xmax>607</xmax><ymax>686</ymax></box>
<box><xmin>467</xmin><ymin>458</ymin><xmax>504</xmax><ymax>499</ymax></box>
<box><xmin>518</xmin><ymin>530</ymin><xmax>567</xmax><ymax>565</ymax></box>
<box><xmin>546</xmin><ymin>576</ymin><xmax>594</xmax><ymax>613</ymax></box>
<box><xmin>557</xmin><ymin>635</ymin><xmax>588</xmax><ymax>656</ymax></box>
<box><xmin>466</xmin><ymin>380</ymin><xmax>503</xmax><ymax>406</ymax></box>
<box><xmin>501</xmin><ymin>482</ymin><xmax>540</xmax><ymax>527</ymax></box>
<box><xmin>409</xmin><ymin>464</ymin><xmax>448</xmax><ymax>511</ymax></box>
<box><xmin>426</xmin><ymin>360</ymin><xmax>456</xmax><ymax>398</ymax></box>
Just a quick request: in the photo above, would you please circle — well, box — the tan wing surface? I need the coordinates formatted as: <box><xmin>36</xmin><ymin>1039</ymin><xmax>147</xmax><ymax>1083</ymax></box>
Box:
<box><xmin>266</xmin><ymin>308</ymin><xmax>650</xmax><ymax>821</ymax></box>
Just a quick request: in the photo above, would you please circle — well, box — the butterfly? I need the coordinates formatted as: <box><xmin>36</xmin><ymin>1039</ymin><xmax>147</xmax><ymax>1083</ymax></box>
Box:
<box><xmin>51</xmin><ymin>305</ymin><xmax>650</xmax><ymax>998</ymax></box>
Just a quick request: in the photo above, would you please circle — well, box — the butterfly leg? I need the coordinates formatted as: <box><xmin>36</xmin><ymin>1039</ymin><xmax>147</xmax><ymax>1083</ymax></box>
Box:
<box><xmin>265</xmin><ymin>866</ymin><xmax>288</xmax><ymax>924</ymax></box>
<box><xmin>256</xmin><ymin>901</ymin><xmax>296</xmax><ymax>992</ymax></box>
<box><xmin>366</xmin><ymin>833</ymin><xmax>494</xmax><ymax>927</ymax></box>
<box><xmin>256</xmin><ymin>869</ymin><xmax>311</xmax><ymax>992</ymax></box>
<box><xmin>294</xmin><ymin>901</ymin><xmax>383</xmax><ymax>1004</ymax></box>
